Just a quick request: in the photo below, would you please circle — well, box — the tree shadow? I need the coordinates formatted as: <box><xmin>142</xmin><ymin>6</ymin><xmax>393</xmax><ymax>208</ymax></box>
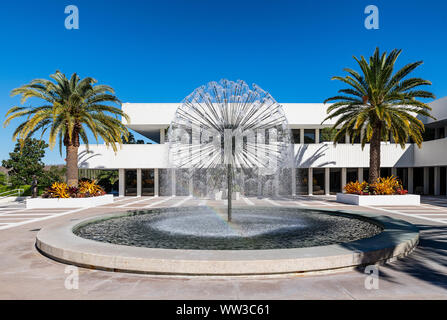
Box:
<box><xmin>78</xmin><ymin>149</ymin><xmax>103</xmax><ymax>169</ymax></box>
<box><xmin>294</xmin><ymin>144</ymin><xmax>335</xmax><ymax>168</ymax></box>
<box><xmin>381</xmin><ymin>224</ymin><xmax>447</xmax><ymax>289</ymax></box>
<box><xmin>347</xmin><ymin>222</ymin><xmax>447</xmax><ymax>290</ymax></box>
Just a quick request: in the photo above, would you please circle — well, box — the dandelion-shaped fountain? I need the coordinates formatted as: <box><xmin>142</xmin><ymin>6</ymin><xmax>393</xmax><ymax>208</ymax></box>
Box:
<box><xmin>168</xmin><ymin>79</ymin><xmax>293</xmax><ymax>221</ymax></box>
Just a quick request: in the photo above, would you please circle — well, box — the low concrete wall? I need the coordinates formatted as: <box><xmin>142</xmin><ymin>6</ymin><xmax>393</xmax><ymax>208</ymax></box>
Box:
<box><xmin>336</xmin><ymin>193</ymin><xmax>420</xmax><ymax>206</ymax></box>
<box><xmin>0</xmin><ymin>196</ymin><xmax>27</xmax><ymax>204</ymax></box>
<box><xmin>26</xmin><ymin>195</ymin><xmax>114</xmax><ymax>209</ymax></box>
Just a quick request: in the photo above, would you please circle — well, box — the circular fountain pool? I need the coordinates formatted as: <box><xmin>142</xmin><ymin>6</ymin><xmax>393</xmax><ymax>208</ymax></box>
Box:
<box><xmin>74</xmin><ymin>207</ymin><xmax>382</xmax><ymax>250</ymax></box>
<box><xmin>36</xmin><ymin>206</ymin><xmax>419</xmax><ymax>276</ymax></box>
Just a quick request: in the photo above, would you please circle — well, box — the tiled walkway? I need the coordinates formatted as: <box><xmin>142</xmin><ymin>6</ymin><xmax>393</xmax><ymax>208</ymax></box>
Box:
<box><xmin>1</xmin><ymin>195</ymin><xmax>447</xmax><ymax>299</ymax></box>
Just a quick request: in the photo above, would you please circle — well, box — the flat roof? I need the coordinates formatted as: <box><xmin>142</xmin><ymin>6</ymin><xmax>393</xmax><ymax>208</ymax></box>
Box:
<box><xmin>122</xmin><ymin>98</ymin><xmax>447</xmax><ymax>139</ymax></box>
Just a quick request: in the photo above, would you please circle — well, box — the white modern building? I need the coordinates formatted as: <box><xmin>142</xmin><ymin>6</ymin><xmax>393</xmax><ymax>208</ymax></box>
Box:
<box><xmin>78</xmin><ymin>97</ymin><xmax>447</xmax><ymax>197</ymax></box>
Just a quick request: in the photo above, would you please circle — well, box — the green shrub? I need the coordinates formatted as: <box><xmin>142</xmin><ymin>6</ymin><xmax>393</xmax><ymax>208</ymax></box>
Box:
<box><xmin>0</xmin><ymin>185</ymin><xmax>33</xmax><ymax>196</ymax></box>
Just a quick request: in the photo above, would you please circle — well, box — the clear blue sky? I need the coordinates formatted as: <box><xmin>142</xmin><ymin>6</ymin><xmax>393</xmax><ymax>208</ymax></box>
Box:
<box><xmin>0</xmin><ymin>0</ymin><xmax>446</xmax><ymax>164</ymax></box>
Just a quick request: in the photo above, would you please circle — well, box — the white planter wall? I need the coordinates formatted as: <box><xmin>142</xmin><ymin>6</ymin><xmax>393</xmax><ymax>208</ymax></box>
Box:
<box><xmin>26</xmin><ymin>195</ymin><xmax>114</xmax><ymax>209</ymax></box>
<box><xmin>336</xmin><ymin>193</ymin><xmax>420</xmax><ymax>206</ymax></box>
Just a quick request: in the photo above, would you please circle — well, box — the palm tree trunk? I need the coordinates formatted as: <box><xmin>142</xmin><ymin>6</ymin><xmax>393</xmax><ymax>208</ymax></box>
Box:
<box><xmin>66</xmin><ymin>145</ymin><xmax>79</xmax><ymax>187</ymax></box>
<box><xmin>369</xmin><ymin>124</ymin><xmax>382</xmax><ymax>184</ymax></box>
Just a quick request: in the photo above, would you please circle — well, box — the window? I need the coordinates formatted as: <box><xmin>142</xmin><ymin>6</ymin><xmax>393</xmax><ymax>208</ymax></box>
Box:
<box><xmin>422</xmin><ymin>128</ymin><xmax>435</xmax><ymax>141</ymax></box>
<box><xmin>413</xmin><ymin>168</ymin><xmax>424</xmax><ymax>194</ymax></box>
<box><xmin>363</xmin><ymin>168</ymin><xmax>369</xmax><ymax>182</ymax></box>
<box><xmin>330</xmin><ymin>168</ymin><xmax>341</xmax><ymax>194</ymax></box>
<box><xmin>347</xmin><ymin>168</ymin><xmax>358</xmax><ymax>183</ymax></box>
<box><xmin>142</xmin><ymin>169</ymin><xmax>154</xmax><ymax>196</ymax></box>
<box><xmin>380</xmin><ymin>168</ymin><xmax>391</xmax><ymax>178</ymax></box>
<box><xmin>296</xmin><ymin>169</ymin><xmax>308</xmax><ymax>195</ymax></box>
<box><xmin>292</xmin><ymin>129</ymin><xmax>300</xmax><ymax>144</ymax></box>
<box><xmin>124</xmin><ymin>170</ymin><xmax>137</xmax><ymax>196</ymax></box>
<box><xmin>441</xmin><ymin>167</ymin><xmax>446</xmax><ymax>195</ymax></box>
<box><xmin>313</xmin><ymin>168</ymin><xmax>325</xmax><ymax>195</ymax></box>
<box><xmin>396</xmin><ymin>168</ymin><xmax>408</xmax><ymax>190</ymax></box>
<box><xmin>175</xmin><ymin>169</ymin><xmax>190</xmax><ymax>196</ymax></box>
<box><xmin>304</xmin><ymin>129</ymin><xmax>315</xmax><ymax>143</ymax></box>
<box><xmin>320</xmin><ymin>127</ymin><xmax>336</xmax><ymax>142</ymax></box>
<box><xmin>159</xmin><ymin>169</ymin><xmax>172</xmax><ymax>196</ymax></box>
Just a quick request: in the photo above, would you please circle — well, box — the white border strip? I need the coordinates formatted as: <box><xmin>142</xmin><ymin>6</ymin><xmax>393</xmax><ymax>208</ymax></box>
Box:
<box><xmin>363</xmin><ymin>205</ymin><xmax>447</xmax><ymax>225</ymax></box>
<box><xmin>144</xmin><ymin>196</ymin><xmax>174</xmax><ymax>208</ymax></box>
<box><xmin>242</xmin><ymin>197</ymin><xmax>254</xmax><ymax>206</ymax></box>
<box><xmin>171</xmin><ymin>196</ymin><xmax>193</xmax><ymax>207</ymax></box>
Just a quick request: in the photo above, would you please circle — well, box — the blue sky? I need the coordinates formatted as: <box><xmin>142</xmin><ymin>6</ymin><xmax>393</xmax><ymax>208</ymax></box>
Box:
<box><xmin>0</xmin><ymin>0</ymin><xmax>446</xmax><ymax>164</ymax></box>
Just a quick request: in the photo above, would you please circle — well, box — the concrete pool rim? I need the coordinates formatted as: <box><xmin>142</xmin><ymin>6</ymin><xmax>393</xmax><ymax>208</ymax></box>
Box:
<box><xmin>35</xmin><ymin>206</ymin><xmax>419</xmax><ymax>276</ymax></box>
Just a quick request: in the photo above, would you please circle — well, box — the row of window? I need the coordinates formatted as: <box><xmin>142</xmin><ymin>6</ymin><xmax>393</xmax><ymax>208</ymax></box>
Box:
<box><xmin>119</xmin><ymin>166</ymin><xmax>444</xmax><ymax>196</ymax></box>
<box><xmin>292</xmin><ymin>127</ymin><xmax>446</xmax><ymax>144</ymax></box>
<box><xmin>297</xmin><ymin>167</ymin><xmax>443</xmax><ymax>195</ymax></box>
<box><xmin>291</xmin><ymin>128</ymin><xmax>359</xmax><ymax>144</ymax></box>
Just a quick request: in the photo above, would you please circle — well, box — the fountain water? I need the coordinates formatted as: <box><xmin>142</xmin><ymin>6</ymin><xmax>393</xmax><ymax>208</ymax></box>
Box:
<box><xmin>167</xmin><ymin>79</ymin><xmax>293</xmax><ymax>221</ymax></box>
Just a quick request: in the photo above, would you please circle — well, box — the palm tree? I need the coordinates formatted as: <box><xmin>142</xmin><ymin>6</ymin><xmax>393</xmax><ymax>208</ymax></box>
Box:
<box><xmin>323</xmin><ymin>48</ymin><xmax>435</xmax><ymax>184</ymax></box>
<box><xmin>4</xmin><ymin>71</ymin><xmax>130</xmax><ymax>187</ymax></box>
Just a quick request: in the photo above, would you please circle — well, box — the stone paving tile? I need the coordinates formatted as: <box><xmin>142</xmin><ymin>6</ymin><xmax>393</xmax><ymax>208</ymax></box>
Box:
<box><xmin>0</xmin><ymin>195</ymin><xmax>447</xmax><ymax>299</ymax></box>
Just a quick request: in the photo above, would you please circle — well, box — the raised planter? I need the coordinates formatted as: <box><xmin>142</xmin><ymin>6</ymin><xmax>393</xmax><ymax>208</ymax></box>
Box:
<box><xmin>336</xmin><ymin>193</ymin><xmax>420</xmax><ymax>206</ymax></box>
<box><xmin>26</xmin><ymin>194</ymin><xmax>114</xmax><ymax>209</ymax></box>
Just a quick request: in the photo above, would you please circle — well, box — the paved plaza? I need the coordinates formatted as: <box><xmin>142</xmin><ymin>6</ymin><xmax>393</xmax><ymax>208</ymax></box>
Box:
<box><xmin>0</xmin><ymin>195</ymin><xmax>446</xmax><ymax>299</ymax></box>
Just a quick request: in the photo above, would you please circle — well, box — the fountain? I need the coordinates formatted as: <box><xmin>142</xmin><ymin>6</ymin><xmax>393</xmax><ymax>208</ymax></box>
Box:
<box><xmin>35</xmin><ymin>80</ymin><xmax>420</xmax><ymax>275</ymax></box>
<box><xmin>167</xmin><ymin>79</ymin><xmax>292</xmax><ymax>221</ymax></box>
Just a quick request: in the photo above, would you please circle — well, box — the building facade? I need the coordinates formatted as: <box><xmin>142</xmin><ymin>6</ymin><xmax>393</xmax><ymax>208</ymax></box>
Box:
<box><xmin>78</xmin><ymin>97</ymin><xmax>447</xmax><ymax>197</ymax></box>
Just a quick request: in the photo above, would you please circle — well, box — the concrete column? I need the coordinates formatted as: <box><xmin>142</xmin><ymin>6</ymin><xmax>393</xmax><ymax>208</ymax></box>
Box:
<box><xmin>136</xmin><ymin>168</ymin><xmax>142</xmax><ymax>197</ymax></box>
<box><xmin>119</xmin><ymin>168</ymin><xmax>125</xmax><ymax>197</ymax></box>
<box><xmin>315</xmin><ymin>129</ymin><xmax>320</xmax><ymax>144</ymax></box>
<box><xmin>341</xmin><ymin>168</ymin><xmax>347</xmax><ymax>193</ymax></box>
<box><xmin>160</xmin><ymin>129</ymin><xmax>165</xmax><ymax>144</ymax></box>
<box><xmin>240</xmin><ymin>169</ymin><xmax>245</xmax><ymax>197</ymax></box>
<box><xmin>345</xmin><ymin>133</ymin><xmax>350</xmax><ymax>144</ymax></box>
<box><xmin>291</xmin><ymin>167</ymin><xmax>296</xmax><ymax>196</ymax></box>
<box><xmin>424</xmin><ymin>167</ymin><xmax>430</xmax><ymax>195</ymax></box>
<box><xmin>391</xmin><ymin>167</ymin><xmax>397</xmax><ymax>177</ymax></box>
<box><xmin>171</xmin><ymin>169</ymin><xmax>176</xmax><ymax>197</ymax></box>
<box><xmin>324</xmin><ymin>168</ymin><xmax>330</xmax><ymax>195</ymax></box>
<box><xmin>445</xmin><ymin>167</ymin><xmax>447</xmax><ymax>197</ymax></box>
<box><xmin>154</xmin><ymin>168</ymin><xmax>159</xmax><ymax>197</ymax></box>
<box><xmin>300</xmin><ymin>129</ymin><xmax>304</xmax><ymax>144</ymax></box>
<box><xmin>408</xmin><ymin>168</ymin><xmax>414</xmax><ymax>194</ymax></box>
<box><xmin>434</xmin><ymin>166</ymin><xmax>441</xmax><ymax>196</ymax></box>
<box><xmin>189</xmin><ymin>170</ymin><xmax>193</xmax><ymax>196</ymax></box>
<box><xmin>308</xmin><ymin>168</ymin><xmax>313</xmax><ymax>195</ymax></box>
<box><xmin>273</xmin><ymin>173</ymin><xmax>279</xmax><ymax>197</ymax></box>
<box><xmin>358</xmin><ymin>168</ymin><xmax>364</xmax><ymax>182</ymax></box>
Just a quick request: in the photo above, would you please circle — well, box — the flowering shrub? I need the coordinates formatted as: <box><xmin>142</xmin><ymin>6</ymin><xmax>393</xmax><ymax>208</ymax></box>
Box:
<box><xmin>44</xmin><ymin>182</ymin><xmax>70</xmax><ymax>198</ymax></box>
<box><xmin>344</xmin><ymin>176</ymin><xmax>408</xmax><ymax>195</ymax></box>
<box><xmin>43</xmin><ymin>180</ymin><xmax>106</xmax><ymax>198</ymax></box>
<box><xmin>344</xmin><ymin>181</ymin><xmax>368</xmax><ymax>195</ymax></box>
<box><xmin>79</xmin><ymin>180</ymin><xmax>104</xmax><ymax>196</ymax></box>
